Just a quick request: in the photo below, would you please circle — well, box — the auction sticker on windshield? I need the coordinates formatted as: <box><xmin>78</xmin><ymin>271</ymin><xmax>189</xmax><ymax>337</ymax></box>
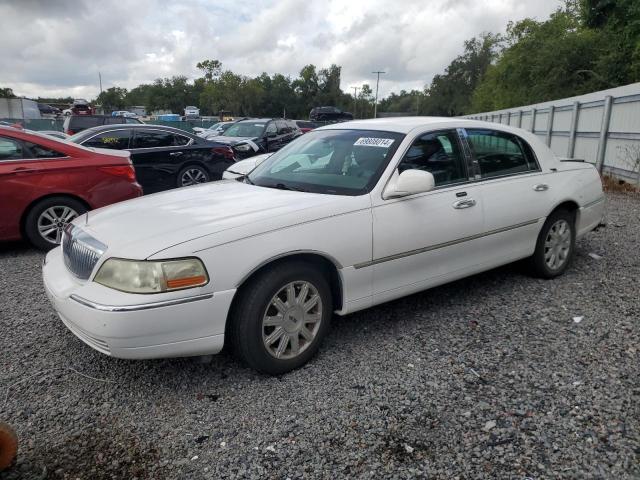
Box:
<box><xmin>354</xmin><ymin>137</ymin><xmax>395</xmax><ymax>147</ymax></box>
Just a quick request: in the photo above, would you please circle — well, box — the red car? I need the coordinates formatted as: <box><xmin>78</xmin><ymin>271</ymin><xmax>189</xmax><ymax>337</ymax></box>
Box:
<box><xmin>0</xmin><ymin>126</ymin><xmax>142</xmax><ymax>250</ymax></box>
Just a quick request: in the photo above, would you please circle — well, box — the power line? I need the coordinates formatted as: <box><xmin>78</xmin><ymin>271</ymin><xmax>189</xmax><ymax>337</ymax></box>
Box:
<box><xmin>372</xmin><ymin>71</ymin><xmax>385</xmax><ymax>118</ymax></box>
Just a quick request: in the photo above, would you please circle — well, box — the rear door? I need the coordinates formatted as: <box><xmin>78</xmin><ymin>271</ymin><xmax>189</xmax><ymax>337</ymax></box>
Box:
<box><xmin>130</xmin><ymin>129</ymin><xmax>186</xmax><ymax>193</ymax></box>
<box><xmin>464</xmin><ymin>128</ymin><xmax>551</xmax><ymax>263</ymax></box>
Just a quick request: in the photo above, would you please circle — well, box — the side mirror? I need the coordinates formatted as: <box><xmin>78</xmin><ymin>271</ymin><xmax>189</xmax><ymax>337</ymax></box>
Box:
<box><xmin>266</xmin><ymin>131</ymin><xmax>277</xmax><ymax>138</ymax></box>
<box><xmin>383</xmin><ymin>169</ymin><xmax>435</xmax><ymax>199</ymax></box>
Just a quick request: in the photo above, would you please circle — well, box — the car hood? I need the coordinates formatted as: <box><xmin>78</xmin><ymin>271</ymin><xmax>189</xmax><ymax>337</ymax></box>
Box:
<box><xmin>77</xmin><ymin>180</ymin><xmax>354</xmax><ymax>259</ymax></box>
<box><xmin>224</xmin><ymin>154</ymin><xmax>271</xmax><ymax>175</ymax></box>
<box><xmin>206</xmin><ymin>135</ymin><xmax>260</xmax><ymax>146</ymax></box>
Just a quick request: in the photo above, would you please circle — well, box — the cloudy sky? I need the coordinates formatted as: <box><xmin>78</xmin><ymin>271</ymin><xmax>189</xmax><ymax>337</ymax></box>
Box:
<box><xmin>1</xmin><ymin>0</ymin><xmax>562</xmax><ymax>100</ymax></box>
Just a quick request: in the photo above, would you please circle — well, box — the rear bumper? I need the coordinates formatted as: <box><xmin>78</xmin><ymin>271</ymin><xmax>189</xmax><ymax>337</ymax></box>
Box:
<box><xmin>577</xmin><ymin>196</ymin><xmax>606</xmax><ymax>238</ymax></box>
<box><xmin>42</xmin><ymin>247</ymin><xmax>234</xmax><ymax>359</ymax></box>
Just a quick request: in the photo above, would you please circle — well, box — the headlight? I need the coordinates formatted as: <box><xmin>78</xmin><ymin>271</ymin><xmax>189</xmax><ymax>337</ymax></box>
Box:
<box><xmin>94</xmin><ymin>258</ymin><xmax>208</xmax><ymax>294</ymax></box>
<box><xmin>234</xmin><ymin>143</ymin><xmax>251</xmax><ymax>151</ymax></box>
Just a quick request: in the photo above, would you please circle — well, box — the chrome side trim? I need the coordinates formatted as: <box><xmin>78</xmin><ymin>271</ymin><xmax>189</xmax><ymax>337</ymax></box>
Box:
<box><xmin>70</xmin><ymin>292</ymin><xmax>214</xmax><ymax>312</ymax></box>
<box><xmin>354</xmin><ymin>219</ymin><xmax>540</xmax><ymax>269</ymax></box>
<box><xmin>582</xmin><ymin>196</ymin><xmax>605</xmax><ymax>209</ymax></box>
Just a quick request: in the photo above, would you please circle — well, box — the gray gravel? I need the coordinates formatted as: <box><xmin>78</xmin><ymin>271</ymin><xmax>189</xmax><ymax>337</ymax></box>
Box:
<box><xmin>1</xmin><ymin>192</ymin><xmax>639</xmax><ymax>479</ymax></box>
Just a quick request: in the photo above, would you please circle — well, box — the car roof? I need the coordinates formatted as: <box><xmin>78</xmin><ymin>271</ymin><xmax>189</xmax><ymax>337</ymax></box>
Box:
<box><xmin>314</xmin><ymin>116</ymin><xmax>499</xmax><ymax>134</ymax></box>
<box><xmin>72</xmin><ymin>123</ymin><xmax>196</xmax><ymax>136</ymax></box>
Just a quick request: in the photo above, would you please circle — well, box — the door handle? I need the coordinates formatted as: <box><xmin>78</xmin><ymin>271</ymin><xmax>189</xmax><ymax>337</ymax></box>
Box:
<box><xmin>169</xmin><ymin>151</ymin><xmax>183</xmax><ymax>157</ymax></box>
<box><xmin>10</xmin><ymin>167</ymin><xmax>39</xmax><ymax>175</ymax></box>
<box><xmin>533</xmin><ymin>183</ymin><xmax>549</xmax><ymax>191</ymax></box>
<box><xmin>452</xmin><ymin>199</ymin><xmax>477</xmax><ymax>209</ymax></box>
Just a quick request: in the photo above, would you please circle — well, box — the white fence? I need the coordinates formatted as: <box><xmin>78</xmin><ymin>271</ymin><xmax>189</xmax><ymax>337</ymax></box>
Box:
<box><xmin>464</xmin><ymin>82</ymin><xmax>640</xmax><ymax>184</ymax></box>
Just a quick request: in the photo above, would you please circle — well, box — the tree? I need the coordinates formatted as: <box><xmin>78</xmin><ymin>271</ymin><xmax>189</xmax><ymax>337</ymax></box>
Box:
<box><xmin>425</xmin><ymin>32</ymin><xmax>501</xmax><ymax>116</ymax></box>
<box><xmin>0</xmin><ymin>87</ymin><xmax>16</xmax><ymax>98</ymax></box>
<box><xmin>96</xmin><ymin>86</ymin><xmax>128</xmax><ymax>111</ymax></box>
<box><xmin>196</xmin><ymin>59</ymin><xmax>222</xmax><ymax>81</ymax></box>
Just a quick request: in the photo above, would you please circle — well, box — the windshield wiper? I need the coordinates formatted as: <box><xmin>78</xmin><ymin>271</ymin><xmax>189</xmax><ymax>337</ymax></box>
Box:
<box><xmin>271</xmin><ymin>182</ymin><xmax>307</xmax><ymax>192</ymax></box>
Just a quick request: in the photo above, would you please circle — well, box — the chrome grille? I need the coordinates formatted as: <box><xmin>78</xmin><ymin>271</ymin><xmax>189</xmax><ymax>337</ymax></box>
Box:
<box><xmin>62</xmin><ymin>225</ymin><xmax>107</xmax><ymax>280</ymax></box>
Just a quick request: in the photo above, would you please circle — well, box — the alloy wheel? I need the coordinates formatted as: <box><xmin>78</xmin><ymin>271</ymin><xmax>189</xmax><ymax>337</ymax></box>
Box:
<box><xmin>262</xmin><ymin>281</ymin><xmax>323</xmax><ymax>360</ymax></box>
<box><xmin>37</xmin><ymin>206</ymin><xmax>79</xmax><ymax>244</ymax></box>
<box><xmin>544</xmin><ymin>219</ymin><xmax>571</xmax><ymax>270</ymax></box>
<box><xmin>181</xmin><ymin>168</ymin><xmax>207</xmax><ymax>186</ymax></box>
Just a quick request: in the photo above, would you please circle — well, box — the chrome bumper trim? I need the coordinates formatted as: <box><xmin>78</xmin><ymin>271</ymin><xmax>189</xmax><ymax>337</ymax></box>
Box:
<box><xmin>582</xmin><ymin>196</ymin><xmax>605</xmax><ymax>209</ymax></box>
<box><xmin>70</xmin><ymin>293</ymin><xmax>214</xmax><ymax>312</ymax></box>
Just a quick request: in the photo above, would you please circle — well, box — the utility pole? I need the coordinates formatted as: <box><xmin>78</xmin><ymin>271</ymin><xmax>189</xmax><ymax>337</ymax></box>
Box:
<box><xmin>352</xmin><ymin>86</ymin><xmax>359</xmax><ymax>119</ymax></box>
<box><xmin>98</xmin><ymin>72</ymin><xmax>103</xmax><ymax>95</ymax></box>
<box><xmin>372</xmin><ymin>71</ymin><xmax>385</xmax><ymax>118</ymax></box>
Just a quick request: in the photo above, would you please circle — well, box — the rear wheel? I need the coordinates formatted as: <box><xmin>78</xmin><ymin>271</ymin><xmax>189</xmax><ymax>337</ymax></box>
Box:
<box><xmin>230</xmin><ymin>261</ymin><xmax>332</xmax><ymax>375</ymax></box>
<box><xmin>24</xmin><ymin>196</ymin><xmax>86</xmax><ymax>250</ymax></box>
<box><xmin>528</xmin><ymin>209</ymin><xmax>576</xmax><ymax>278</ymax></box>
<box><xmin>178</xmin><ymin>165</ymin><xmax>210</xmax><ymax>187</ymax></box>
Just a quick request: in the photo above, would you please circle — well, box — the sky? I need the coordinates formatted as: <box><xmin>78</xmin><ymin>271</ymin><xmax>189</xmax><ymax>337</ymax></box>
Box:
<box><xmin>0</xmin><ymin>0</ymin><xmax>562</xmax><ymax>101</ymax></box>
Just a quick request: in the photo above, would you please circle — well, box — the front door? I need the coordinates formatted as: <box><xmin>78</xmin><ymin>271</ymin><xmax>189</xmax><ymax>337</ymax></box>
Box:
<box><xmin>370</xmin><ymin>129</ymin><xmax>485</xmax><ymax>303</ymax></box>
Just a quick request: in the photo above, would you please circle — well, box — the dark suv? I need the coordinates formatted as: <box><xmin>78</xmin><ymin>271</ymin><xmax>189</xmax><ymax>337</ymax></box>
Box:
<box><xmin>63</xmin><ymin>115</ymin><xmax>143</xmax><ymax>135</ymax></box>
<box><xmin>210</xmin><ymin>118</ymin><xmax>302</xmax><ymax>159</ymax></box>
<box><xmin>309</xmin><ymin>106</ymin><xmax>353</xmax><ymax>122</ymax></box>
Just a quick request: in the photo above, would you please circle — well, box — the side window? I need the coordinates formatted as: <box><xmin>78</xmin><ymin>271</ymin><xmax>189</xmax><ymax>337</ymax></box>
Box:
<box><xmin>174</xmin><ymin>134</ymin><xmax>191</xmax><ymax>146</ymax></box>
<box><xmin>24</xmin><ymin>142</ymin><xmax>66</xmax><ymax>158</ymax></box>
<box><xmin>125</xmin><ymin>118</ymin><xmax>140</xmax><ymax>124</ymax></box>
<box><xmin>0</xmin><ymin>137</ymin><xmax>24</xmax><ymax>160</ymax></box>
<box><xmin>83</xmin><ymin>130</ymin><xmax>130</xmax><ymax>150</ymax></box>
<box><xmin>466</xmin><ymin>129</ymin><xmax>539</xmax><ymax>178</ymax></box>
<box><xmin>132</xmin><ymin>130</ymin><xmax>174</xmax><ymax>148</ymax></box>
<box><xmin>398</xmin><ymin>130</ymin><xmax>467</xmax><ymax>187</ymax></box>
<box><xmin>265</xmin><ymin>122</ymin><xmax>277</xmax><ymax>136</ymax></box>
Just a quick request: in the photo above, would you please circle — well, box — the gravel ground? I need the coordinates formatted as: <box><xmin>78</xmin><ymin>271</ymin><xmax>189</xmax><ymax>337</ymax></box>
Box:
<box><xmin>1</xmin><ymin>192</ymin><xmax>639</xmax><ymax>480</ymax></box>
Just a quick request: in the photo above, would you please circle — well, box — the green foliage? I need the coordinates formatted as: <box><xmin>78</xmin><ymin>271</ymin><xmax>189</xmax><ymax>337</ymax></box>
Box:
<box><xmin>470</xmin><ymin>1</ymin><xmax>640</xmax><ymax>112</ymax></box>
<box><xmin>96</xmin><ymin>86</ymin><xmax>128</xmax><ymax>110</ymax></box>
<box><xmin>0</xmin><ymin>87</ymin><xmax>16</xmax><ymax>98</ymax></box>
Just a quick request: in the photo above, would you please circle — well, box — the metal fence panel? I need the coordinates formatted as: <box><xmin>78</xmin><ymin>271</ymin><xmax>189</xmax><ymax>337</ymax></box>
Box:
<box><xmin>463</xmin><ymin>82</ymin><xmax>640</xmax><ymax>182</ymax></box>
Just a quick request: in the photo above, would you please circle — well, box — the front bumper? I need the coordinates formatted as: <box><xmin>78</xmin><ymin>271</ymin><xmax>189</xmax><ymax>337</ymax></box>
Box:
<box><xmin>42</xmin><ymin>247</ymin><xmax>235</xmax><ymax>359</ymax></box>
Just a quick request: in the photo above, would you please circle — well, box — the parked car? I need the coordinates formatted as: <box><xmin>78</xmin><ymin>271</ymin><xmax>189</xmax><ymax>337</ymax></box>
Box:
<box><xmin>195</xmin><ymin>121</ymin><xmax>237</xmax><ymax>139</ymax></box>
<box><xmin>68</xmin><ymin>124</ymin><xmax>236</xmax><ymax>193</ymax></box>
<box><xmin>294</xmin><ymin>120</ymin><xmax>318</xmax><ymax>133</ymax></box>
<box><xmin>37</xmin><ymin>103</ymin><xmax>61</xmax><ymax>116</ymax></box>
<box><xmin>208</xmin><ymin>118</ymin><xmax>302</xmax><ymax>159</ymax></box>
<box><xmin>63</xmin><ymin>115</ymin><xmax>143</xmax><ymax>135</ymax></box>
<box><xmin>42</xmin><ymin>117</ymin><xmax>605</xmax><ymax>374</ymax></box>
<box><xmin>0</xmin><ymin>126</ymin><xmax>141</xmax><ymax>250</ymax></box>
<box><xmin>39</xmin><ymin>130</ymin><xmax>69</xmax><ymax>140</ymax></box>
<box><xmin>222</xmin><ymin>153</ymin><xmax>271</xmax><ymax>179</ymax></box>
<box><xmin>309</xmin><ymin>106</ymin><xmax>353</xmax><ymax>122</ymax></box>
<box><xmin>184</xmin><ymin>106</ymin><xmax>200</xmax><ymax>119</ymax></box>
<box><xmin>70</xmin><ymin>99</ymin><xmax>94</xmax><ymax>115</ymax></box>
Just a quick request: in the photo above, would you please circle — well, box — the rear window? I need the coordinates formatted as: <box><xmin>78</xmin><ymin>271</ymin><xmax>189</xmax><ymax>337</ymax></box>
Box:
<box><xmin>296</xmin><ymin>121</ymin><xmax>316</xmax><ymax>129</ymax></box>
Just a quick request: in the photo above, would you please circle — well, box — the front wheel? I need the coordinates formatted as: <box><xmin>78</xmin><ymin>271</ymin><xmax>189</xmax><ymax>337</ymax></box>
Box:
<box><xmin>178</xmin><ymin>165</ymin><xmax>210</xmax><ymax>187</ymax></box>
<box><xmin>24</xmin><ymin>196</ymin><xmax>87</xmax><ymax>250</ymax></box>
<box><xmin>230</xmin><ymin>261</ymin><xmax>332</xmax><ymax>375</ymax></box>
<box><xmin>528</xmin><ymin>209</ymin><xmax>576</xmax><ymax>278</ymax></box>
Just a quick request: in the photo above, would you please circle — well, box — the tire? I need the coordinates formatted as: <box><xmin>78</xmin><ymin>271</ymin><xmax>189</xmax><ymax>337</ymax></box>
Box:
<box><xmin>0</xmin><ymin>422</ymin><xmax>18</xmax><ymax>471</ymax></box>
<box><xmin>24</xmin><ymin>196</ymin><xmax>87</xmax><ymax>251</ymax></box>
<box><xmin>230</xmin><ymin>261</ymin><xmax>333</xmax><ymax>375</ymax></box>
<box><xmin>177</xmin><ymin>165</ymin><xmax>210</xmax><ymax>187</ymax></box>
<box><xmin>528</xmin><ymin>209</ymin><xmax>576</xmax><ymax>278</ymax></box>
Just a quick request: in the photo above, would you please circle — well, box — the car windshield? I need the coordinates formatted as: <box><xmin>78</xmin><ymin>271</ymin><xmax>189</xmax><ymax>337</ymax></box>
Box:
<box><xmin>248</xmin><ymin>129</ymin><xmax>404</xmax><ymax>195</ymax></box>
<box><xmin>224</xmin><ymin>121</ymin><xmax>266</xmax><ymax>138</ymax></box>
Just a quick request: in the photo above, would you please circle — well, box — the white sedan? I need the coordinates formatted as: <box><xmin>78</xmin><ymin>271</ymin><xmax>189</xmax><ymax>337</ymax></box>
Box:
<box><xmin>43</xmin><ymin>117</ymin><xmax>605</xmax><ymax>374</ymax></box>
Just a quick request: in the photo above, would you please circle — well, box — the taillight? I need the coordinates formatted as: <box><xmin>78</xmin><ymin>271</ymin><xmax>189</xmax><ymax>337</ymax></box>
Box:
<box><xmin>212</xmin><ymin>146</ymin><xmax>235</xmax><ymax>160</ymax></box>
<box><xmin>99</xmin><ymin>165</ymin><xmax>137</xmax><ymax>182</ymax></box>
<box><xmin>67</xmin><ymin>129</ymin><xmax>75</xmax><ymax>135</ymax></box>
